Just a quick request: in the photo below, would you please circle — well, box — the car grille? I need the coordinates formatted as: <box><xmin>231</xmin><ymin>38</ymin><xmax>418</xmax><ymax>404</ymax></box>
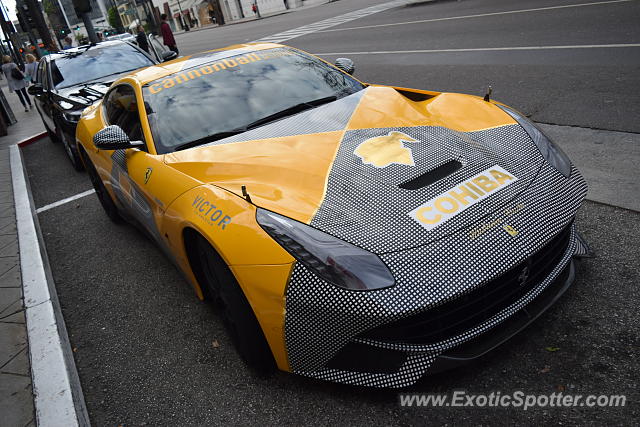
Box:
<box><xmin>360</xmin><ymin>223</ymin><xmax>573</xmax><ymax>345</ymax></box>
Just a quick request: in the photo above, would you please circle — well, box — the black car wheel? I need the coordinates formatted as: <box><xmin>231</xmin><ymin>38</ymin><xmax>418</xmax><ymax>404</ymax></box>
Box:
<box><xmin>190</xmin><ymin>233</ymin><xmax>276</xmax><ymax>374</ymax></box>
<box><xmin>55</xmin><ymin>120</ymin><xmax>84</xmax><ymax>171</ymax></box>
<box><xmin>44</xmin><ymin>121</ymin><xmax>59</xmax><ymax>143</ymax></box>
<box><xmin>80</xmin><ymin>147</ymin><xmax>122</xmax><ymax>223</ymax></box>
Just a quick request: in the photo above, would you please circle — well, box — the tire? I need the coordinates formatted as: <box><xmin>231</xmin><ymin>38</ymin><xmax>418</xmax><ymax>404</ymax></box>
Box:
<box><xmin>44</xmin><ymin>121</ymin><xmax>59</xmax><ymax>143</ymax></box>
<box><xmin>79</xmin><ymin>147</ymin><xmax>122</xmax><ymax>223</ymax></box>
<box><xmin>58</xmin><ymin>124</ymin><xmax>84</xmax><ymax>171</ymax></box>
<box><xmin>189</xmin><ymin>233</ymin><xmax>276</xmax><ymax>374</ymax></box>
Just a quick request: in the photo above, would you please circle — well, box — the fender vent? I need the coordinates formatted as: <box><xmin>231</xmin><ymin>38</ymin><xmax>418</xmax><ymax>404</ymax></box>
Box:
<box><xmin>399</xmin><ymin>159</ymin><xmax>463</xmax><ymax>190</ymax></box>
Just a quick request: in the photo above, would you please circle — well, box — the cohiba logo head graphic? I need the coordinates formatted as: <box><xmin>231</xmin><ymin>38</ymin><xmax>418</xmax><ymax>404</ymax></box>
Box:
<box><xmin>354</xmin><ymin>131</ymin><xmax>419</xmax><ymax>168</ymax></box>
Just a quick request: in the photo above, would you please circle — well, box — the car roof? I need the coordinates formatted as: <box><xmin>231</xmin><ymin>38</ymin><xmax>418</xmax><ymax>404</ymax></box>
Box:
<box><xmin>124</xmin><ymin>43</ymin><xmax>287</xmax><ymax>86</ymax></box>
<box><xmin>45</xmin><ymin>40</ymin><xmax>137</xmax><ymax>61</ymax></box>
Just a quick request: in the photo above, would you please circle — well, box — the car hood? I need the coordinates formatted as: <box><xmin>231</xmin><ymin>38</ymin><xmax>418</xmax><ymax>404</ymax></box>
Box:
<box><xmin>55</xmin><ymin>82</ymin><xmax>111</xmax><ymax>109</ymax></box>
<box><xmin>165</xmin><ymin>86</ymin><xmax>545</xmax><ymax>252</ymax></box>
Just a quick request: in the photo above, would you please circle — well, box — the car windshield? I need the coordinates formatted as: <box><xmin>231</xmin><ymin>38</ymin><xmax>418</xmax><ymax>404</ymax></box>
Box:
<box><xmin>142</xmin><ymin>47</ymin><xmax>365</xmax><ymax>154</ymax></box>
<box><xmin>51</xmin><ymin>43</ymin><xmax>154</xmax><ymax>89</ymax></box>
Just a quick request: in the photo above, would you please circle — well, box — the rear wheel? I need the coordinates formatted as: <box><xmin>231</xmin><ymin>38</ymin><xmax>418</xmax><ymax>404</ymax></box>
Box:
<box><xmin>188</xmin><ymin>233</ymin><xmax>276</xmax><ymax>374</ymax></box>
<box><xmin>80</xmin><ymin>147</ymin><xmax>121</xmax><ymax>223</ymax></box>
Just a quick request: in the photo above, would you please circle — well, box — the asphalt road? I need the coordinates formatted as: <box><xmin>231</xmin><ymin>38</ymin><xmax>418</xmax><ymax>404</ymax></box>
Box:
<box><xmin>23</xmin><ymin>138</ymin><xmax>640</xmax><ymax>425</ymax></box>
<box><xmin>176</xmin><ymin>0</ymin><xmax>640</xmax><ymax>133</ymax></box>
<box><xmin>20</xmin><ymin>0</ymin><xmax>640</xmax><ymax>425</ymax></box>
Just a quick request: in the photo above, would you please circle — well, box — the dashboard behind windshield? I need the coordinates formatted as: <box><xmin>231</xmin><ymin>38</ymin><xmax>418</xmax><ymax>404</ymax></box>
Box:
<box><xmin>51</xmin><ymin>44</ymin><xmax>154</xmax><ymax>89</ymax></box>
<box><xmin>142</xmin><ymin>48</ymin><xmax>365</xmax><ymax>154</ymax></box>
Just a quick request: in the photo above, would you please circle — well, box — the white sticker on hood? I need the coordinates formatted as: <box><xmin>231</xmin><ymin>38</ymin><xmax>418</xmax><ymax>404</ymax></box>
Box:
<box><xmin>409</xmin><ymin>165</ymin><xmax>518</xmax><ymax>231</ymax></box>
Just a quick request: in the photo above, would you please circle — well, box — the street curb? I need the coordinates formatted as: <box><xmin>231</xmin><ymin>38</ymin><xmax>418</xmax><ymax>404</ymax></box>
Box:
<box><xmin>10</xmin><ymin>144</ymin><xmax>90</xmax><ymax>427</ymax></box>
<box><xmin>17</xmin><ymin>131</ymin><xmax>48</xmax><ymax>148</ymax></box>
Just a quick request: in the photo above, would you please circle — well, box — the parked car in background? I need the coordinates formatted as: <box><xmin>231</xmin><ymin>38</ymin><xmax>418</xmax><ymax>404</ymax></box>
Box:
<box><xmin>29</xmin><ymin>40</ymin><xmax>177</xmax><ymax>170</ymax></box>
<box><xmin>105</xmin><ymin>33</ymin><xmax>136</xmax><ymax>43</ymax></box>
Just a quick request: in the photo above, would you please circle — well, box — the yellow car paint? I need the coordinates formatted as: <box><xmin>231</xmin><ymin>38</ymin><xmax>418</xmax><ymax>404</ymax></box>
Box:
<box><xmin>75</xmin><ymin>43</ymin><xmax>519</xmax><ymax>375</ymax></box>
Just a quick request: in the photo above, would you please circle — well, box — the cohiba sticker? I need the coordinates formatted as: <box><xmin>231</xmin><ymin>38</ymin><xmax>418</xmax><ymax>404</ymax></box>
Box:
<box><xmin>409</xmin><ymin>165</ymin><xmax>518</xmax><ymax>231</ymax></box>
<box><xmin>354</xmin><ymin>131</ymin><xmax>418</xmax><ymax>168</ymax></box>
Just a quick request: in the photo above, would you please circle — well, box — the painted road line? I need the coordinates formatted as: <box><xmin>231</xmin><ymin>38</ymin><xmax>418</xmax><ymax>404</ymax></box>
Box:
<box><xmin>317</xmin><ymin>0</ymin><xmax>636</xmax><ymax>34</ymax></box>
<box><xmin>10</xmin><ymin>144</ymin><xmax>87</xmax><ymax>426</ymax></box>
<box><xmin>252</xmin><ymin>0</ymin><xmax>409</xmax><ymax>43</ymax></box>
<box><xmin>36</xmin><ymin>189</ymin><xmax>96</xmax><ymax>214</ymax></box>
<box><xmin>313</xmin><ymin>44</ymin><xmax>640</xmax><ymax>55</ymax></box>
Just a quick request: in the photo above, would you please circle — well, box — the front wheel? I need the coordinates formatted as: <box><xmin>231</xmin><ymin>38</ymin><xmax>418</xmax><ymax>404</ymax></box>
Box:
<box><xmin>190</xmin><ymin>234</ymin><xmax>276</xmax><ymax>374</ymax></box>
<box><xmin>80</xmin><ymin>147</ymin><xmax>121</xmax><ymax>223</ymax></box>
<box><xmin>44</xmin><ymin>121</ymin><xmax>58</xmax><ymax>143</ymax></box>
<box><xmin>59</xmin><ymin>128</ymin><xmax>84</xmax><ymax>171</ymax></box>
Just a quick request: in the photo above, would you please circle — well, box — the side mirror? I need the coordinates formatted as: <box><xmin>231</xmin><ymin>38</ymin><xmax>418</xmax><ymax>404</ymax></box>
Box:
<box><xmin>28</xmin><ymin>84</ymin><xmax>43</xmax><ymax>96</ymax></box>
<box><xmin>162</xmin><ymin>51</ymin><xmax>178</xmax><ymax>62</ymax></box>
<box><xmin>334</xmin><ymin>58</ymin><xmax>355</xmax><ymax>75</ymax></box>
<box><xmin>93</xmin><ymin>125</ymin><xmax>145</xmax><ymax>150</ymax></box>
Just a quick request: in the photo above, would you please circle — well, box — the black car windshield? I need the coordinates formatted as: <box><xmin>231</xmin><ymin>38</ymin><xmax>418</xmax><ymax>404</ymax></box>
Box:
<box><xmin>142</xmin><ymin>48</ymin><xmax>365</xmax><ymax>154</ymax></box>
<box><xmin>51</xmin><ymin>43</ymin><xmax>154</xmax><ymax>89</ymax></box>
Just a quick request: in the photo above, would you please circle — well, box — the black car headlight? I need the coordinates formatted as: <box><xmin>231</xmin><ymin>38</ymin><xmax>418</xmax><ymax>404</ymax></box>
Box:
<box><xmin>256</xmin><ymin>209</ymin><xmax>395</xmax><ymax>291</ymax></box>
<box><xmin>499</xmin><ymin>105</ymin><xmax>572</xmax><ymax>177</ymax></box>
<box><xmin>62</xmin><ymin>109</ymin><xmax>83</xmax><ymax>123</ymax></box>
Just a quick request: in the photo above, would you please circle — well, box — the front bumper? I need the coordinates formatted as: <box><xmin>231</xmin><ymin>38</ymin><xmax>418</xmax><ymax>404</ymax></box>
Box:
<box><xmin>282</xmin><ymin>147</ymin><xmax>588</xmax><ymax>388</ymax></box>
<box><xmin>291</xmin><ymin>226</ymin><xmax>583</xmax><ymax>388</ymax></box>
<box><xmin>327</xmin><ymin>254</ymin><xmax>577</xmax><ymax>379</ymax></box>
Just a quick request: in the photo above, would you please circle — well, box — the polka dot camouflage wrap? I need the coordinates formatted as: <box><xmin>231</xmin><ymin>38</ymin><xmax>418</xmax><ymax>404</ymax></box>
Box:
<box><xmin>284</xmin><ymin>124</ymin><xmax>588</xmax><ymax>388</ymax></box>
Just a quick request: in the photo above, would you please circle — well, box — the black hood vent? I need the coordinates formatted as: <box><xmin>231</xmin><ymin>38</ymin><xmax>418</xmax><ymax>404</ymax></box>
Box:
<box><xmin>399</xmin><ymin>159</ymin><xmax>463</xmax><ymax>190</ymax></box>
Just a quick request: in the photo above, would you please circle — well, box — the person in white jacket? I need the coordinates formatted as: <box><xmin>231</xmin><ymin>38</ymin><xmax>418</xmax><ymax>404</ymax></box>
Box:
<box><xmin>1</xmin><ymin>55</ymin><xmax>32</xmax><ymax>112</ymax></box>
<box><xmin>24</xmin><ymin>54</ymin><xmax>38</xmax><ymax>84</ymax></box>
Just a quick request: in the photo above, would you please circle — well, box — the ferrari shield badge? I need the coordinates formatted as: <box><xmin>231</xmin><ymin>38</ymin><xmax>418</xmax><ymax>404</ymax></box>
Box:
<box><xmin>144</xmin><ymin>167</ymin><xmax>153</xmax><ymax>184</ymax></box>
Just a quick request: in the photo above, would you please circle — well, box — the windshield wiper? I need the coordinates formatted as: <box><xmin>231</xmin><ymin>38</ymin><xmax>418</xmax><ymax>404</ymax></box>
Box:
<box><xmin>173</xmin><ymin>129</ymin><xmax>246</xmax><ymax>151</ymax></box>
<box><xmin>172</xmin><ymin>95</ymin><xmax>338</xmax><ymax>152</ymax></box>
<box><xmin>242</xmin><ymin>95</ymin><xmax>337</xmax><ymax>131</ymax></box>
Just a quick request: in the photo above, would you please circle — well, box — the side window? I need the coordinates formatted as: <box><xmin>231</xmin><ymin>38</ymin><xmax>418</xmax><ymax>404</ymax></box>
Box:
<box><xmin>104</xmin><ymin>85</ymin><xmax>145</xmax><ymax>144</ymax></box>
<box><xmin>38</xmin><ymin>61</ymin><xmax>48</xmax><ymax>89</ymax></box>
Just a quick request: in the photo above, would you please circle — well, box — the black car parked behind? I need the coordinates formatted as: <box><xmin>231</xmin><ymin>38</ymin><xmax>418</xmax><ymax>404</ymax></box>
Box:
<box><xmin>29</xmin><ymin>40</ymin><xmax>176</xmax><ymax>170</ymax></box>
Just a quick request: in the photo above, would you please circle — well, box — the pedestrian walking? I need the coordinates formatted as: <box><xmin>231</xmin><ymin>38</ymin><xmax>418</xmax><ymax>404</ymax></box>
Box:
<box><xmin>136</xmin><ymin>25</ymin><xmax>150</xmax><ymax>53</ymax></box>
<box><xmin>1</xmin><ymin>56</ymin><xmax>32</xmax><ymax>112</ymax></box>
<box><xmin>24</xmin><ymin>54</ymin><xmax>38</xmax><ymax>84</ymax></box>
<box><xmin>160</xmin><ymin>14</ymin><xmax>179</xmax><ymax>55</ymax></box>
<box><xmin>62</xmin><ymin>36</ymin><xmax>73</xmax><ymax>50</ymax></box>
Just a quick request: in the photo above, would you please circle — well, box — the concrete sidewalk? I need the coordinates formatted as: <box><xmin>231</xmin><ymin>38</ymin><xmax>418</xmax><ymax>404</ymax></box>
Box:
<box><xmin>0</xmin><ymin>80</ymin><xmax>85</xmax><ymax>426</ymax></box>
<box><xmin>0</xmin><ymin>80</ymin><xmax>45</xmax><ymax>144</ymax></box>
<box><xmin>0</xmin><ymin>78</ymin><xmax>42</xmax><ymax>427</ymax></box>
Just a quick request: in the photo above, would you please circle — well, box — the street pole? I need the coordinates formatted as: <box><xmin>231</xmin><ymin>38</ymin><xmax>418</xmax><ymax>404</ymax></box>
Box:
<box><xmin>0</xmin><ymin>0</ymin><xmax>22</xmax><ymax>62</ymax></box>
<box><xmin>23</xmin><ymin>0</ymin><xmax>55</xmax><ymax>53</ymax></box>
<box><xmin>80</xmin><ymin>12</ymin><xmax>99</xmax><ymax>42</ymax></box>
<box><xmin>109</xmin><ymin>0</ymin><xmax>125</xmax><ymax>33</ymax></box>
<box><xmin>175</xmin><ymin>0</ymin><xmax>189</xmax><ymax>31</ymax></box>
<box><xmin>145</xmin><ymin>0</ymin><xmax>158</xmax><ymax>33</ymax></box>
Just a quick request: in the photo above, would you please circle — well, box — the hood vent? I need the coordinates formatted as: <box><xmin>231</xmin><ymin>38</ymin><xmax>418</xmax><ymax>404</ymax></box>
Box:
<box><xmin>399</xmin><ymin>159</ymin><xmax>463</xmax><ymax>190</ymax></box>
<box><xmin>395</xmin><ymin>89</ymin><xmax>436</xmax><ymax>102</ymax></box>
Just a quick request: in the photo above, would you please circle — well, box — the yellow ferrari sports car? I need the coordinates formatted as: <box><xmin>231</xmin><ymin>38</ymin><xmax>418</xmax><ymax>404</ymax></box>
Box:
<box><xmin>76</xmin><ymin>43</ymin><xmax>590</xmax><ymax>388</ymax></box>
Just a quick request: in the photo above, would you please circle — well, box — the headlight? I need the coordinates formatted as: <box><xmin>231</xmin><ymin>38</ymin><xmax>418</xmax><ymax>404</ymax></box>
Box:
<box><xmin>499</xmin><ymin>105</ymin><xmax>572</xmax><ymax>177</ymax></box>
<box><xmin>256</xmin><ymin>209</ymin><xmax>395</xmax><ymax>291</ymax></box>
<box><xmin>62</xmin><ymin>109</ymin><xmax>83</xmax><ymax>123</ymax></box>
